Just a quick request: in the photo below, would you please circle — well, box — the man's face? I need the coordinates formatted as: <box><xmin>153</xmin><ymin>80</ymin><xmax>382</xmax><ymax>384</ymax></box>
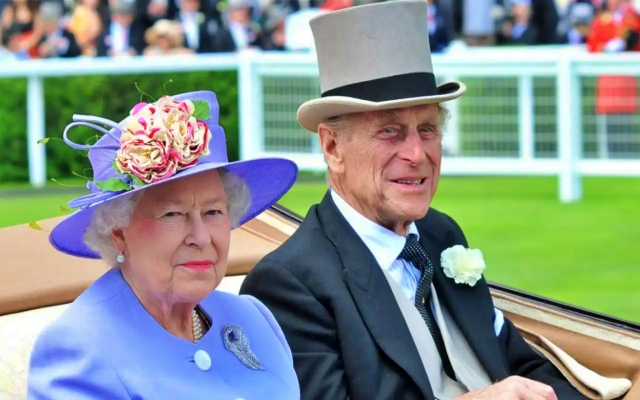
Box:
<box><xmin>42</xmin><ymin>19</ymin><xmax>58</xmax><ymax>34</ymax></box>
<box><xmin>607</xmin><ymin>0</ymin><xmax>622</xmax><ymax>12</ymax></box>
<box><xmin>228</xmin><ymin>7</ymin><xmax>250</xmax><ymax>24</ymax></box>
<box><xmin>113</xmin><ymin>12</ymin><xmax>133</xmax><ymax>25</ymax></box>
<box><xmin>180</xmin><ymin>0</ymin><xmax>200</xmax><ymax>12</ymax></box>
<box><xmin>320</xmin><ymin>103</ymin><xmax>443</xmax><ymax>234</ymax></box>
<box><xmin>512</xmin><ymin>4</ymin><xmax>530</xmax><ymax>23</ymax></box>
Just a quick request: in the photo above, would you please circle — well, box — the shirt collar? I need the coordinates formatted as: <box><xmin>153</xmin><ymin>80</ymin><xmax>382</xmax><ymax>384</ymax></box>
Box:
<box><xmin>330</xmin><ymin>189</ymin><xmax>419</xmax><ymax>272</ymax></box>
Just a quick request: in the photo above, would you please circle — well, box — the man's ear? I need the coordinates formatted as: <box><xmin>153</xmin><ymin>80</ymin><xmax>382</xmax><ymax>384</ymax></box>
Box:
<box><xmin>318</xmin><ymin>123</ymin><xmax>346</xmax><ymax>175</ymax></box>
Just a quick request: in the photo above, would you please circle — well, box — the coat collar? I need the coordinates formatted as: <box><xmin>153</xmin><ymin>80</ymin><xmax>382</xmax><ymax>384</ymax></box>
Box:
<box><xmin>329</xmin><ymin>189</ymin><xmax>420</xmax><ymax>274</ymax></box>
<box><xmin>316</xmin><ymin>191</ymin><xmax>435</xmax><ymax>398</ymax></box>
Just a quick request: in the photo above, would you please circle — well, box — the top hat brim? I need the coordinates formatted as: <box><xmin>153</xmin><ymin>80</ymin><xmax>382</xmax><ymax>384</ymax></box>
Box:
<box><xmin>297</xmin><ymin>81</ymin><xmax>466</xmax><ymax>132</ymax></box>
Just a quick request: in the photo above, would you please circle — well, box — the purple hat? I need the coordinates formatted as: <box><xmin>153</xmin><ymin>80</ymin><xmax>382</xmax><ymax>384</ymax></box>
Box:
<box><xmin>49</xmin><ymin>90</ymin><xmax>298</xmax><ymax>259</ymax></box>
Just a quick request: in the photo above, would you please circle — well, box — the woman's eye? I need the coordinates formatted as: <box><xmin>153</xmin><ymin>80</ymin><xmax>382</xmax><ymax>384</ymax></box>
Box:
<box><xmin>164</xmin><ymin>212</ymin><xmax>181</xmax><ymax>217</ymax></box>
<box><xmin>206</xmin><ymin>210</ymin><xmax>222</xmax><ymax>216</ymax></box>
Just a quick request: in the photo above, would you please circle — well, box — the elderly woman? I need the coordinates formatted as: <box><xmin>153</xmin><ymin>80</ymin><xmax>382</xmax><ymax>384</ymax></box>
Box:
<box><xmin>26</xmin><ymin>91</ymin><xmax>300</xmax><ymax>399</ymax></box>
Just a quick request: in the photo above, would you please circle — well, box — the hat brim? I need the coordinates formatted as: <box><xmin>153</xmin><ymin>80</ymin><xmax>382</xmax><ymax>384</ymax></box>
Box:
<box><xmin>297</xmin><ymin>81</ymin><xmax>466</xmax><ymax>132</ymax></box>
<box><xmin>49</xmin><ymin>157</ymin><xmax>298</xmax><ymax>259</ymax></box>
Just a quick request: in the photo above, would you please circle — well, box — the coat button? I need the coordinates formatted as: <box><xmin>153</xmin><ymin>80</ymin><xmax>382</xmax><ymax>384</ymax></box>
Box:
<box><xmin>194</xmin><ymin>350</ymin><xmax>211</xmax><ymax>371</ymax></box>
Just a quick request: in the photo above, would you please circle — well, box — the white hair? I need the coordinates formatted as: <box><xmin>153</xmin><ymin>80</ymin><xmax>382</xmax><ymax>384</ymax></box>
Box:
<box><xmin>83</xmin><ymin>169</ymin><xmax>251</xmax><ymax>265</ymax></box>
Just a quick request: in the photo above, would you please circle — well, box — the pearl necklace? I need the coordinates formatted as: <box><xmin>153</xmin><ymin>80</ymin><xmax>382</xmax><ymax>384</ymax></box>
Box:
<box><xmin>192</xmin><ymin>307</ymin><xmax>209</xmax><ymax>343</ymax></box>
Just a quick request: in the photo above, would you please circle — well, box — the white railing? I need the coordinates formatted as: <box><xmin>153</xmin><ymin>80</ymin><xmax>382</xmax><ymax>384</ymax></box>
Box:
<box><xmin>1</xmin><ymin>48</ymin><xmax>639</xmax><ymax>204</ymax></box>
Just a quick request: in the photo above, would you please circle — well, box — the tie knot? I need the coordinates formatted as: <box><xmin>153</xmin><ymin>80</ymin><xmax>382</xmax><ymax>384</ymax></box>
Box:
<box><xmin>399</xmin><ymin>234</ymin><xmax>428</xmax><ymax>269</ymax></box>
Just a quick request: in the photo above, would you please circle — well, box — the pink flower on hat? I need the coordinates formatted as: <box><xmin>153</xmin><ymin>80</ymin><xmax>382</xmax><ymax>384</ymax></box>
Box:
<box><xmin>115</xmin><ymin>127</ymin><xmax>179</xmax><ymax>184</ymax></box>
<box><xmin>114</xmin><ymin>95</ymin><xmax>211</xmax><ymax>184</ymax></box>
<box><xmin>171</xmin><ymin>117</ymin><xmax>211</xmax><ymax>168</ymax></box>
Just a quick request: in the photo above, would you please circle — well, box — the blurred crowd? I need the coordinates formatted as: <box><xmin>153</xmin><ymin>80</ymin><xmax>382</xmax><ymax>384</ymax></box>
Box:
<box><xmin>1</xmin><ymin>0</ymin><xmax>640</xmax><ymax>60</ymax></box>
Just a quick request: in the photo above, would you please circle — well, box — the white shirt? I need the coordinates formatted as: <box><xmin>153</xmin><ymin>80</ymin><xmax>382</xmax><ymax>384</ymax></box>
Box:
<box><xmin>331</xmin><ymin>190</ymin><xmax>422</xmax><ymax>302</ymax></box>
<box><xmin>330</xmin><ymin>190</ymin><xmax>505</xmax><ymax>336</ymax></box>
<box><xmin>110</xmin><ymin>22</ymin><xmax>130</xmax><ymax>55</ymax></box>
<box><xmin>180</xmin><ymin>12</ymin><xmax>199</xmax><ymax>50</ymax></box>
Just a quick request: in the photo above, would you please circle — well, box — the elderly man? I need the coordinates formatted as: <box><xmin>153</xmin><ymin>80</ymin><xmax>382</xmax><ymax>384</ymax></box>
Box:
<box><xmin>240</xmin><ymin>1</ymin><xmax>588</xmax><ymax>399</ymax></box>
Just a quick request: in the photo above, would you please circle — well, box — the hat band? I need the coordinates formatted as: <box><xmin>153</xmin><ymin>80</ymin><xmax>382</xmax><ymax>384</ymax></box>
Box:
<box><xmin>320</xmin><ymin>72</ymin><xmax>437</xmax><ymax>102</ymax></box>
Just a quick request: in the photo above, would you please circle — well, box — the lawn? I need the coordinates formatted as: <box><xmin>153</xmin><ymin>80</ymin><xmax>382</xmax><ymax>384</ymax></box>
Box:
<box><xmin>1</xmin><ymin>176</ymin><xmax>638</xmax><ymax>322</ymax></box>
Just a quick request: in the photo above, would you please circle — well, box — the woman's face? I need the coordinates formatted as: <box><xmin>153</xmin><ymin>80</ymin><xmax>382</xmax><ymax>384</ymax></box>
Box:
<box><xmin>157</xmin><ymin>35</ymin><xmax>172</xmax><ymax>50</ymax></box>
<box><xmin>115</xmin><ymin>169</ymin><xmax>232</xmax><ymax>305</ymax></box>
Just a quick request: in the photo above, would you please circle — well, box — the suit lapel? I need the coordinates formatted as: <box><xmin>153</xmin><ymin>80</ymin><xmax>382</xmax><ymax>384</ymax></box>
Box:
<box><xmin>316</xmin><ymin>192</ymin><xmax>435</xmax><ymax>399</ymax></box>
<box><xmin>419</xmin><ymin>230</ymin><xmax>508</xmax><ymax>382</ymax></box>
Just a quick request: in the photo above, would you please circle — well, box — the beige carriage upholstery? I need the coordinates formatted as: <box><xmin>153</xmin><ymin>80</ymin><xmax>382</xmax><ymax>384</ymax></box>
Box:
<box><xmin>1</xmin><ymin>211</ymin><xmax>639</xmax><ymax>400</ymax></box>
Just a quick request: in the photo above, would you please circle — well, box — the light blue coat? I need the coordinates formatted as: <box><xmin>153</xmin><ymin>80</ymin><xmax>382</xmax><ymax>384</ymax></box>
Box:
<box><xmin>27</xmin><ymin>268</ymin><xmax>300</xmax><ymax>399</ymax></box>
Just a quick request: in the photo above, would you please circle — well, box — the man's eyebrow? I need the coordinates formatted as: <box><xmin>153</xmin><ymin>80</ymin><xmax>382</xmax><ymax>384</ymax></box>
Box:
<box><xmin>371</xmin><ymin>110</ymin><xmax>439</xmax><ymax>126</ymax></box>
<box><xmin>372</xmin><ymin>110</ymin><xmax>401</xmax><ymax>125</ymax></box>
<box><xmin>418</xmin><ymin>115</ymin><xmax>439</xmax><ymax>126</ymax></box>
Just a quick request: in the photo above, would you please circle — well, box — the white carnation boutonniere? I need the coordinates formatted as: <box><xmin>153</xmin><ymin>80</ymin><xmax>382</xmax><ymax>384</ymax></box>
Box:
<box><xmin>440</xmin><ymin>245</ymin><xmax>486</xmax><ymax>287</ymax></box>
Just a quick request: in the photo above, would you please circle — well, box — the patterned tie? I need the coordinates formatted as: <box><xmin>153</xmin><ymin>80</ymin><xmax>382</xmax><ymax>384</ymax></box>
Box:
<box><xmin>399</xmin><ymin>234</ymin><xmax>457</xmax><ymax>381</ymax></box>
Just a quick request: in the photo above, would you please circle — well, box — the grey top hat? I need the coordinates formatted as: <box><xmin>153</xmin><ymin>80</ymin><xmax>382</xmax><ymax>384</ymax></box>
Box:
<box><xmin>296</xmin><ymin>0</ymin><xmax>466</xmax><ymax>132</ymax></box>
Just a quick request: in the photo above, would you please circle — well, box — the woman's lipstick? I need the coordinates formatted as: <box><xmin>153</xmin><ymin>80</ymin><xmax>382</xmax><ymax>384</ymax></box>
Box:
<box><xmin>180</xmin><ymin>260</ymin><xmax>213</xmax><ymax>271</ymax></box>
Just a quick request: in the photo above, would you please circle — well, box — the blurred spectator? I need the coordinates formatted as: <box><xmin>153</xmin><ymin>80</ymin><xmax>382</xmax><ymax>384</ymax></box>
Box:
<box><xmin>427</xmin><ymin>0</ymin><xmax>453</xmax><ymax>52</ymax></box>
<box><xmin>147</xmin><ymin>0</ymin><xmax>172</xmax><ymax>20</ymax></box>
<box><xmin>530</xmin><ymin>0</ymin><xmax>559</xmax><ymax>44</ymax></box>
<box><xmin>96</xmin><ymin>0</ymin><xmax>142</xmax><ymax>56</ymax></box>
<box><xmin>497</xmin><ymin>0</ymin><xmax>538</xmax><ymax>44</ymax></box>
<box><xmin>282</xmin><ymin>6</ymin><xmax>323</xmax><ymax>51</ymax></box>
<box><xmin>174</xmin><ymin>0</ymin><xmax>215</xmax><ymax>52</ymax></box>
<box><xmin>255</xmin><ymin>5</ymin><xmax>286</xmax><ymax>50</ymax></box>
<box><xmin>1</xmin><ymin>21</ymin><xmax>30</xmax><ymax>58</ymax></box>
<box><xmin>0</xmin><ymin>0</ymin><xmax>43</xmax><ymax>58</ymax></box>
<box><xmin>461</xmin><ymin>0</ymin><xmax>496</xmax><ymax>45</ymax></box>
<box><xmin>143</xmin><ymin>18</ymin><xmax>193</xmax><ymax>54</ymax></box>
<box><xmin>556</xmin><ymin>0</ymin><xmax>596</xmax><ymax>41</ymax></box>
<box><xmin>66</xmin><ymin>0</ymin><xmax>102</xmax><ymax>55</ymax></box>
<box><xmin>587</xmin><ymin>0</ymin><xmax>640</xmax><ymax>52</ymax></box>
<box><xmin>2</xmin><ymin>0</ymin><xmax>638</xmax><ymax>62</ymax></box>
<box><xmin>558</xmin><ymin>2</ymin><xmax>594</xmax><ymax>44</ymax></box>
<box><xmin>213</xmin><ymin>0</ymin><xmax>261</xmax><ymax>52</ymax></box>
<box><xmin>587</xmin><ymin>0</ymin><xmax>640</xmax><ymax>158</ymax></box>
<box><xmin>37</xmin><ymin>1</ymin><xmax>81</xmax><ymax>58</ymax></box>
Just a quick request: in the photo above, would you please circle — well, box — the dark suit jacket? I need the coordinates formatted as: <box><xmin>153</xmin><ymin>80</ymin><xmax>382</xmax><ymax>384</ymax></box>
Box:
<box><xmin>39</xmin><ymin>29</ymin><xmax>81</xmax><ymax>58</ymax></box>
<box><xmin>240</xmin><ymin>191</ymin><xmax>587</xmax><ymax>400</ymax></box>
<box><xmin>95</xmin><ymin>21</ymin><xmax>146</xmax><ymax>57</ymax></box>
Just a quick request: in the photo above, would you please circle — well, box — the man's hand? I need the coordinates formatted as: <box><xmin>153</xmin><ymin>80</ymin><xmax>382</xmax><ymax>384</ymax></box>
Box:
<box><xmin>454</xmin><ymin>376</ymin><xmax>558</xmax><ymax>400</ymax></box>
<box><xmin>38</xmin><ymin>44</ymin><xmax>52</xmax><ymax>58</ymax></box>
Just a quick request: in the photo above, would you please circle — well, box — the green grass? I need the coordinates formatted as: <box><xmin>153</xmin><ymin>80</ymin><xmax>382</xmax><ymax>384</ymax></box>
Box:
<box><xmin>1</xmin><ymin>176</ymin><xmax>639</xmax><ymax>323</ymax></box>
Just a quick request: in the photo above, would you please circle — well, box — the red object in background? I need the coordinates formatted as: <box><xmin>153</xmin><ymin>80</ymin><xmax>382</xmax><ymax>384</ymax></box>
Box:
<box><xmin>16</xmin><ymin>30</ymin><xmax>40</xmax><ymax>59</ymax></box>
<box><xmin>320</xmin><ymin>0</ymin><xmax>352</xmax><ymax>11</ymax></box>
<box><xmin>587</xmin><ymin>8</ymin><xmax>640</xmax><ymax>114</ymax></box>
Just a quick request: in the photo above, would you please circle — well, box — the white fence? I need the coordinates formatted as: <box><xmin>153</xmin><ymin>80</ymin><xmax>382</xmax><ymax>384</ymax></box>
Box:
<box><xmin>1</xmin><ymin>48</ymin><xmax>639</xmax><ymax>203</ymax></box>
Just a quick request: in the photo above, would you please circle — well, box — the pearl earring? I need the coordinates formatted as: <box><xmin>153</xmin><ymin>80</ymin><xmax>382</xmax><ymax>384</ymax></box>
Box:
<box><xmin>116</xmin><ymin>252</ymin><xmax>125</xmax><ymax>263</ymax></box>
